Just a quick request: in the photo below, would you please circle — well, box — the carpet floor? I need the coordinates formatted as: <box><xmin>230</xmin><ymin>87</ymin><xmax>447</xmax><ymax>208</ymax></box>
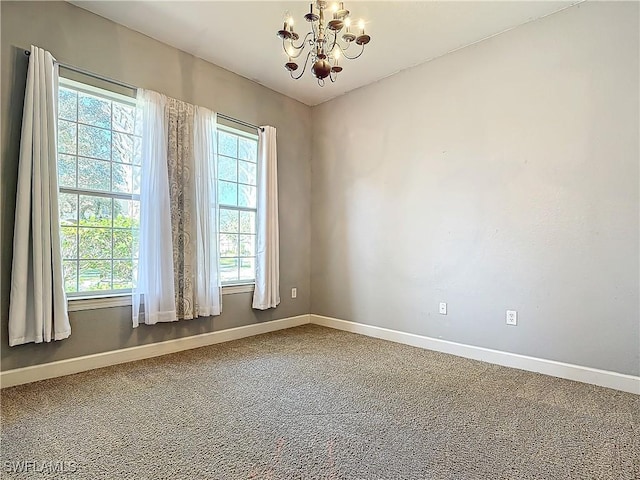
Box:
<box><xmin>1</xmin><ymin>324</ymin><xmax>638</xmax><ymax>479</ymax></box>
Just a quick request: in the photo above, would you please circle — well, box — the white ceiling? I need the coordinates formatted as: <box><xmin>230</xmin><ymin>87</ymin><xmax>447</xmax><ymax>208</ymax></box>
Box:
<box><xmin>70</xmin><ymin>1</ymin><xmax>578</xmax><ymax>106</ymax></box>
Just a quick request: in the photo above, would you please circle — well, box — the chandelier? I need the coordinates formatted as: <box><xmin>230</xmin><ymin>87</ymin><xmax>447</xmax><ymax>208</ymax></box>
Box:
<box><xmin>277</xmin><ymin>1</ymin><xmax>371</xmax><ymax>86</ymax></box>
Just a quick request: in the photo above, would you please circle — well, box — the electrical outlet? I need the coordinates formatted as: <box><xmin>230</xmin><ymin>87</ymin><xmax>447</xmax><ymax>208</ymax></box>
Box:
<box><xmin>291</xmin><ymin>287</ymin><xmax>297</xmax><ymax>299</ymax></box>
<box><xmin>439</xmin><ymin>302</ymin><xmax>447</xmax><ymax>315</ymax></box>
<box><xmin>506</xmin><ymin>310</ymin><xmax>517</xmax><ymax>326</ymax></box>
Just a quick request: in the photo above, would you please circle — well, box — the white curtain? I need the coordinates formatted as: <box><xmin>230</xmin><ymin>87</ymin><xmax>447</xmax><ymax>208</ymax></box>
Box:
<box><xmin>252</xmin><ymin>126</ymin><xmax>280</xmax><ymax>310</ymax></box>
<box><xmin>194</xmin><ymin>106</ymin><xmax>221</xmax><ymax>316</ymax></box>
<box><xmin>133</xmin><ymin>89</ymin><xmax>176</xmax><ymax>327</ymax></box>
<box><xmin>133</xmin><ymin>91</ymin><xmax>221</xmax><ymax>326</ymax></box>
<box><xmin>9</xmin><ymin>45</ymin><xmax>70</xmax><ymax>346</ymax></box>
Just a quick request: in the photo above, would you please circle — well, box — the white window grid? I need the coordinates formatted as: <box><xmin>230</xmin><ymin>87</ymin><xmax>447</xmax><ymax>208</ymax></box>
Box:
<box><xmin>217</xmin><ymin>124</ymin><xmax>259</xmax><ymax>285</ymax></box>
<box><xmin>57</xmin><ymin>77</ymin><xmax>140</xmax><ymax>297</ymax></box>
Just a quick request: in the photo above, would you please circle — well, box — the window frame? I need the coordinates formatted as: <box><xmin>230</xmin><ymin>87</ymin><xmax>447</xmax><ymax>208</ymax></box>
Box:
<box><xmin>57</xmin><ymin>76</ymin><xmax>140</xmax><ymax>300</ymax></box>
<box><xmin>216</xmin><ymin>123</ymin><xmax>259</xmax><ymax>287</ymax></box>
<box><xmin>57</xmin><ymin>78</ymin><xmax>260</xmax><ymax>309</ymax></box>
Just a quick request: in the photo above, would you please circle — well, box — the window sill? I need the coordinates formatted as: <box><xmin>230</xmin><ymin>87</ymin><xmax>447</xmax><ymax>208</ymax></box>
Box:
<box><xmin>67</xmin><ymin>294</ymin><xmax>132</xmax><ymax>312</ymax></box>
<box><xmin>222</xmin><ymin>283</ymin><xmax>255</xmax><ymax>295</ymax></box>
<box><xmin>67</xmin><ymin>284</ymin><xmax>255</xmax><ymax>311</ymax></box>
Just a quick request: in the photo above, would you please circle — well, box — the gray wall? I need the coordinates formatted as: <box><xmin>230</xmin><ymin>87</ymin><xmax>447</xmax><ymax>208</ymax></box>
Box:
<box><xmin>1</xmin><ymin>1</ymin><xmax>312</xmax><ymax>370</ymax></box>
<box><xmin>2</xmin><ymin>1</ymin><xmax>638</xmax><ymax>378</ymax></box>
<box><xmin>311</xmin><ymin>2</ymin><xmax>640</xmax><ymax>376</ymax></box>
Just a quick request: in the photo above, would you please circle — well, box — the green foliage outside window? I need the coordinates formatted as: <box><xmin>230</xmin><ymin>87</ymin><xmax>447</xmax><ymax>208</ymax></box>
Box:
<box><xmin>58</xmin><ymin>80</ymin><xmax>139</xmax><ymax>295</ymax></box>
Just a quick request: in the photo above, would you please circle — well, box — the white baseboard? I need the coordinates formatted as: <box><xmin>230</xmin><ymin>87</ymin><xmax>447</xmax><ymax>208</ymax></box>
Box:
<box><xmin>0</xmin><ymin>314</ymin><xmax>310</xmax><ymax>389</ymax></box>
<box><xmin>310</xmin><ymin>314</ymin><xmax>640</xmax><ymax>395</ymax></box>
<box><xmin>4</xmin><ymin>313</ymin><xmax>638</xmax><ymax>395</ymax></box>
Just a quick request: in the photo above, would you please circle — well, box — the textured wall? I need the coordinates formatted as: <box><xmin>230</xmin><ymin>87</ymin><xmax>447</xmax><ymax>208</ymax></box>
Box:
<box><xmin>2</xmin><ymin>1</ymin><xmax>638</xmax><ymax>377</ymax></box>
<box><xmin>311</xmin><ymin>2</ymin><xmax>639</xmax><ymax>375</ymax></box>
<box><xmin>1</xmin><ymin>1</ymin><xmax>311</xmax><ymax>370</ymax></box>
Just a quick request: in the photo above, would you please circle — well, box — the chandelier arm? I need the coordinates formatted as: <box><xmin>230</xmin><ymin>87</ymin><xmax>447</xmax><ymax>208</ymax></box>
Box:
<box><xmin>290</xmin><ymin>50</ymin><xmax>313</xmax><ymax>80</ymax></box>
<box><xmin>328</xmin><ymin>30</ymin><xmax>338</xmax><ymax>54</ymax></box>
<box><xmin>282</xmin><ymin>38</ymin><xmax>306</xmax><ymax>60</ymax></box>
<box><xmin>290</xmin><ymin>31</ymin><xmax>313</xmax><ymax>51</ymax></box>
<box><xmin>338</xmin><ymin>43</ymin><xmax>366</xmax><ymax>60</ymax></box>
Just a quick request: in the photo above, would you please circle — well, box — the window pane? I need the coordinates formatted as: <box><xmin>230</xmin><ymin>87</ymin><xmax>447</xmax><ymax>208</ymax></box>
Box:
<box><xmin>239</xmin><ymin>234</ymin><xmax>255</xmax><ymax>257</ymax></box>
<box><xmin>59</xmin><ymin>193</ymin><xmax>78</xmax><ymax>225</ymax></box>
<box><xmin>218</xmin><ymin>131</ymin><xmax>237</xmax><ymax>157</ymax></box>
<box><xmin>132</xmin><ymin>259</ymin><xmax>139</xmax><ymax>287</ymax></box>
<box><xmin>59</xmin><ymin>88</ymin><xmax>77</xmax><ymax>122</ymax></box>
<box><xmin>238</xmin><ymin>160</ymin><xmax>257</xmax><ymax>185</ymax></box>
<box><xmin>239</xmin><ymin>258</ymin><xmax>255</xmax><ymax>281</ymax></box>
<box><xmin>114</xmin><ymin>200</ymin><xmax>139</xmax><ymax>259</ymax></box>
<box><xmin>78</xmin><ymin>92</ymin><xmax>111</xmax><ymax>129</ymax></box>
<box><xmin>113</xmin><ymin>132</ymin><xmax>134</xmax><ymax>164</ymax></box>
<box><xmin>58</xmin><ymin>154</ymin><xmax>76</xmax><ymax>188</ymax></box>
<box><xmin>78</xmin><ymin>124</ymin><xmax>111</xmax><ymax>160</ymax></box>
<box><xmin>58</xmin><ymin>120</ymin><xmax>77</xmax><ymax>155</ymax></box>
<box><xmin>112</xmin><ymin>260</ymin><xmax>133</xmax><ymax>289</ymax></box>
<box><xmin>78</xmin><ymin>260</ymin><xmax>112</xmax><ymax>291</ymax></box>
<box><xmin>63</xmin><ymin>261</ymin><xmax>78</xmax><ymax>293</ymax></box>
<box><xmin>239</xmin><ymin>211</ymin><xmax>256</xmax><ymax>234</ymax></box>
<box><xmin>133</xmin><ymin>137</ymin><xmax>142</xmax><ymax>165</ymax></box>
<box><xmin>112</xmin><ymin>162</ymin><xmax>134</xmax><ymax>194</ymax></box>
<box><xmin>113</xmin><ymin>199</ymin><xmax>139</xmax><ymax>228</ymax></box>
<box><xmin>132</xmin><ymin>232</ymin><xmax>139</xmax><ymax>260</ymax></box>
<box><xmin>238</xmin><ymin>184</ymin><xmax>256</xmax><ymax>208</ymax></box>
<box><xmin>132</xmin><ymin>166</ymin><xmax>141</xmax><ymax>195</ymax></box>
<box><xmin>220</xmin><ymin>233</ymin><xmax>238</xmax><ymax>257</ymax></box>
<box><xmin>58</xmin><ymin>80</ymin><xmax>139</xmax><ymax>296</ymax></box>
<box><xmin>79</xmin><ymin>227</ymin><xmax>112</xmax><ymax>259</ymax></box>
<box><xmin>112</xmin><ymin>103</ymin><xmax>135</xmax><ymax>134</ymax></box>
<box><xmin>78</xmin><ymin>157</ymin><xmax>111</xmax><ymax>192</ymax></box>
<box><xmin>79</xmin><ymin>195</ymin><xmax>112</xmax><ymax>227</ymax></box>
<box><xmin>238</xmin><ymin>137</ymin><xmax>257</xmax><ymax>162</ymax></box>
<box><xmin>220</xmin><ymin>258</ymin><xmax>239</xmax><ymax>283</ymax></box>
<box><xmin>113</xmin><ymin>229</ymin><xmax>133</xmax><ymax>259</ymax></box>
<box><xmin>60</xmin><ymin>227</ymin><xmax>78</xmax><ymax>259</ymax></box>
<box><xmin>219</xmin><ymin>180</ymin><xmax>238</xmax><ymax>206</ymax></box>
<box><xmin>218</xmin><ymin>156</ymin><xmax>237</xmax><ymax>182</ymax></box>
<box><xmin>220</xmin><ymin>208</ymin><xmax>239</xmax><ymax>233</ymax></box>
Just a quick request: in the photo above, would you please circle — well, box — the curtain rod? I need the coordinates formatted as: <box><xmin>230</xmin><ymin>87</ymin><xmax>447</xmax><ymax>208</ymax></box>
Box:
<box><xmin>24</xmin><ymin>50</ymin><xmax>137</xmax><ymax>92</ymax></box>
<box><xmin>217</xmin><ymin>113</ymin><xmax>264</xmax><ymax>132</ymax></box>
<box><xmin>24</xmin><ymin>50</ymin><xmax>264</xmax><ymax>133</ymax></box>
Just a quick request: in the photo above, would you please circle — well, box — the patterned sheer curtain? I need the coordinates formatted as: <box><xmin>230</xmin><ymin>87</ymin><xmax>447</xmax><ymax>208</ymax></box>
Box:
<box><xmin>166</xmin><ymin>99</ymin><xmax>221</xmax><ymax>319</ymax></box>
<box><xmin>134</xmin><ymin>91</ymin><xmax>220</xmax><ymax>326</ymax></box>
<box><xmin>166</xmin><ymin>98</ymin><xmax>196</xmax><ymax>319</ymax></box>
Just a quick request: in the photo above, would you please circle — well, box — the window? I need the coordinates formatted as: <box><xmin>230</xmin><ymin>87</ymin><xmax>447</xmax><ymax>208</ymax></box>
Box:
<box><xmin>57</xmin><ymin>77</ymin><xmax>140</xmax><ymax>297</ymax></box>
<box><xmin>217</xmin><ymin>125</ymin><xmax>259</xmax><ymax>285</ymax></box>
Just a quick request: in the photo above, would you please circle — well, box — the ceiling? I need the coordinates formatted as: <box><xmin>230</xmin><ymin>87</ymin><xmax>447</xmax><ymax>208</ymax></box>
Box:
<box><xmin>70</xmin><ymin>1</ymin><xmax>578</xmax><ymax>106</ymax></box>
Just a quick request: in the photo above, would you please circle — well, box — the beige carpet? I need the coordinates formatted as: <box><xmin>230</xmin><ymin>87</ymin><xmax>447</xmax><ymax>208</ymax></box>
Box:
<box><xmin>1</xmin><ymin>324</ymin><xmax>638</xmax><ymax>479</ymax></box>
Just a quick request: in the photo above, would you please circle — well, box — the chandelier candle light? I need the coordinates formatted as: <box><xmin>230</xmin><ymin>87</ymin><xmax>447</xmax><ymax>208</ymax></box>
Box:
<box><xmin>277</xmin><ymin>1</ymin><xmax>371</xmax><ymax>86</ymax></box>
